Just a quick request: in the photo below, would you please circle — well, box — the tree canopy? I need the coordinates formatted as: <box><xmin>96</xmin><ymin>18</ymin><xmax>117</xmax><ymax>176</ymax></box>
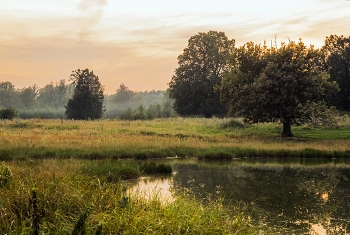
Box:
<box><xmin>322</xmin><ymin>35</ymin><xmax>350</xmax><ymax>111</ymax></box>
<box><xmin>65</xmin><ymin>69</ymin><xmax>105</xmax><ymax>120</ymax></box>
<box><xmin>218</xmin><ymin>39</ymin><xmax>338</xmax><ymax>137</ymax></box>
<box><xmin>168</xmin><ymin>31</ymin><xmax>235</xmax><ymax>118</ymax></box>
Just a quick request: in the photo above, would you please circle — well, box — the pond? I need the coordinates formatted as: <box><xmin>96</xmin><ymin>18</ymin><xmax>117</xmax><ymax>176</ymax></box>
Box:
<box><xmin>127</xmin><ymin>158</ymin><xmax>350</xmax><ymax>235</ymax></box>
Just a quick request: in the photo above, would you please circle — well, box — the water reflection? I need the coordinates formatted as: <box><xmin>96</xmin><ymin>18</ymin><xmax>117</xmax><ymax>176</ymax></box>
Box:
<box><xmin>127</xmin><ymin>176</ymin><xmax>175</xmax><ymax>203</ymax></box>
<box><xmin>129</xmin><ymin>158</ymin><xmax>350</xmax><ymax>234</ymax></box>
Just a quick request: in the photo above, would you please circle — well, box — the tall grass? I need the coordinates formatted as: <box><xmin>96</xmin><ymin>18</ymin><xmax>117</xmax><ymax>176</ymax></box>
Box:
<box><xmin>0</xmin><ymin>159</ymin><xmax>258</xmax><ymax>234</ymax></box>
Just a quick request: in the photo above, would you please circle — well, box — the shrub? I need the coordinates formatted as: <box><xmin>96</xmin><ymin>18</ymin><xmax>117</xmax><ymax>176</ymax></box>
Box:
<box><xmin>0</xmin><ymin>107</ymin><xmax>19</xmax><ymax>120</ymax></box>
<box><xmin>221</xmin><ymin>118</ymin><xmax>245</xmax><ymax>129</ymax></box>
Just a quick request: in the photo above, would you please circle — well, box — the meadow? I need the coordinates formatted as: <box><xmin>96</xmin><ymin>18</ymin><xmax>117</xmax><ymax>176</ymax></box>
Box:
<box><xmin>1</xmin><ymin>117</ymin><xmax>350</xmax><ymax>234</ymax></box>
<box><xmin>0</xmin><ymin>117</ymin><xmax>350</xmax><ymax>161</ymax></box>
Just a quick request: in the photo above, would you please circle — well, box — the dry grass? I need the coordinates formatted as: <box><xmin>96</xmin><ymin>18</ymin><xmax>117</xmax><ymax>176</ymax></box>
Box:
<box><xmin>0</xmin><ymin>117</ymin><xmax>349</xmax><ymax>160</ymax></box>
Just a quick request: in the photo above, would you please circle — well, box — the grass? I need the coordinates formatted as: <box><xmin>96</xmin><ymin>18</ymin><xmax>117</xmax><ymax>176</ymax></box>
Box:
<box><xmin>0</xmin><ymin>117</ymin><xmax>350</xmax><ymax>160</ymax></box>
<box><xmin>1</xmin><ymin>117</ymin><xmax>347</xmax><ymax>233</ymax></box>
<box><xmin>0</xmin><ymin>159</ymin><xmax>258</xmax><ymax>234</ymax></box>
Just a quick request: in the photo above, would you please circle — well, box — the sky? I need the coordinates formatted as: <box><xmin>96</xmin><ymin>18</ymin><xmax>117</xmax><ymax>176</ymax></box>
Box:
<box><xmin>0</xmin><ymin>0</ymin><xmax>349</xmax><ymax>94</ymax></box>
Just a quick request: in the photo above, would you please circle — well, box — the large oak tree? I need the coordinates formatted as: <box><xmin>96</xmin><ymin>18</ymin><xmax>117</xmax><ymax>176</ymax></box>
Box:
<box><xmin>168</xmin><ymin>31</ymin><xmax>235</xmax><ymax>118</ymax></box>
<box><xmin>218</xmin><ymin>40</ymin><xmax>337</xmax><ymax>137</ymax></box>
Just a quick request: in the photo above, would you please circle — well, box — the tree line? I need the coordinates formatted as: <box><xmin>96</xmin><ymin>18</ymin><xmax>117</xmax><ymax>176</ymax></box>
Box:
<box><xmin>168</xmin><ymin>31</ymin><xmax>350</xmax><ymax>136</ymax></box>
<box><xmin>0</xmin><ymin>72</ymin><xmax>174</xmax><ymax>120</ymax></box>
<box><xmin>2</xmin><ymin>32</ymin><xmax>349</xmax><ymax>135</ymax></box>
<box><xmin>0</xmin><ymin>80</ymin><xmax>72</xmax><ymax>119</ymax></box>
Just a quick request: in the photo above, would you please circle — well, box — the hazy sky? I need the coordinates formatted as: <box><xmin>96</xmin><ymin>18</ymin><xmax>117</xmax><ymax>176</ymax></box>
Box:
<box><xmin>1</xmin><ymin>0</ymin><xmax>349</xmax><ymax>94</ymax></box>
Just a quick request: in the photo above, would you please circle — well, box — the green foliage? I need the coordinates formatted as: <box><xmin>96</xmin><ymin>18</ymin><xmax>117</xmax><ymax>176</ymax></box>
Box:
<box><xmin>105</xmin><ymin>88</ymin><xmax>175</xmax><ymax>119</ymax></box>
<box><xmin>7</xmin><ymin>121</ymin><xmax>43</xmax><ymax>129</ymax></box>
<box><xmin>65</xmin><ymin>69</ymin><xmax>105</xmax><ymax>120</ymax></box>
<box><xmin>0</xmin><ymin>81</ymin><xmax>20</xmax><ymax>108</ymax></box>
<box><xmin>20</xmin><ymin>85</ymin><xmax>38</xmax><ymax>109</ymax></box>
<box><xmin>168</xmin><ymin>31</ymin><xmax>234</xmax><ymax>117</ymax></box>
<box><xmin>133</xmin><ymin>105</ymin><xmax>147</xmax><ymax>120</ymax></box>
<box><xmin>305</xmin><ymin>101</ymin><xmax>339</xmax><ymax>128</ymax></box>
<box><xmin>322</xmin><ymin>35</ymin><xmax>350</xmax><ymax>111</ymax></box>
<box><xmin>119</xmin><ymin>107</ymin><xmax>133</xmax><ymax>120</ymax></box>
<box><xmin>218</xmin><ymin>39</ymin><xmax>337</xmax><ymax>136</ymax></box>
<box><xmin>120</xmin><ymin>102</ymin><xmax>176</xmax><ymax>120</ymax></box>
<box><xmin>114</xmin><ymin>83</ymin><xmax>135</xmax><ymax>104</ymax></box>
<box><xmin>36</xmin><ymin>80</ymin><xmax>70</xmax><ymax>109</ymax></box>
<box><xmin>0</xmin><ymin>107</ymin><xmax>19</xmax><ymax>120</ymax></box>
<box><xmin>19</xmin><ymin>107</ymin><xmax>66</xmax><ymax>119</ymax></box>
<box><xmin>221</xmin><ymin>118</ymin><xmax>246</xmax><ymax>129</ymax></box>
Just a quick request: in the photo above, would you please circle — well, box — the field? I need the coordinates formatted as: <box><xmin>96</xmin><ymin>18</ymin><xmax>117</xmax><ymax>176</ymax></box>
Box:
<box><xmin>1</xmin><ymin>117</ymin><xmax>350</xmax><ymax>160</ymax></box>
<box><xmin>1</xmin><ymin>117</ymin><xmax>350</xmax><ymax>234</ymax></box>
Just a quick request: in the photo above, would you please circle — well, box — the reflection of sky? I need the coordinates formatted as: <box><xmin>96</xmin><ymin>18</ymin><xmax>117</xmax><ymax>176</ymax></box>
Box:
<box><xmin>1</xmin><ymin>0</ymin><xmax>350</xmax><ymax>93</ymax></box>
<box><xmin>127</xmin><ymin>176</ymin><xmax>175</xmax><ymax>203</ymax></box>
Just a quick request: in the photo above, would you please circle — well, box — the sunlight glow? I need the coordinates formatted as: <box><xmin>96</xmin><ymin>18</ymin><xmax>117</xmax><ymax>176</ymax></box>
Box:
<box><xmin>0</xmin><ymin>0</ymin><xmax>349</xmax><ymax>93</ymax></box>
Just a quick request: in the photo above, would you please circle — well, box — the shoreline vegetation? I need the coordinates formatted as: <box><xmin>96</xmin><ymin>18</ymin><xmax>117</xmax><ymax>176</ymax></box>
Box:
<box><xmin>0</xmin><ymin>159</ymin><xmax>257</xmax><ymax>234</ymax></box>
<box><xmin>1</xmin><ymin>117</ymin><xmax>349</xmax><ymax>234</ymax></box>
<box><xmin>1</xmin><ymin>117</ymin><xmax>350</xmax><ymax>161</ymax></box>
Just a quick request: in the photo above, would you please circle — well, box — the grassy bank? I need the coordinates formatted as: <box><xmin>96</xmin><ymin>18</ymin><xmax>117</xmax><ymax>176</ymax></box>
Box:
<box><xmin>0</xmin><ymin>117</ymin><xmax>350</xmax><ymax>160</ymax></box>
<box><xmin>0</xmin><ymin>160</ymin><xmax>257</xmax><ymax>234</ymax></box>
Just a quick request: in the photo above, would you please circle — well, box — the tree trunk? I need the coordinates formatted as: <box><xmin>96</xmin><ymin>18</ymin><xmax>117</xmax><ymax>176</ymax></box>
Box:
<box><xmin>281</xmin><ymin>121</ymin><xmax>293</xmax><ymax>137</ymax></box>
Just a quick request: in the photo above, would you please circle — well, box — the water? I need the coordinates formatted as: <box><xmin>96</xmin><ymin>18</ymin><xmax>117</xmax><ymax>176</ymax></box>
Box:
<box><xmin>128</xmin><ymin>158</ymin><xmax>350</xmax><ymax>235</ymax></box>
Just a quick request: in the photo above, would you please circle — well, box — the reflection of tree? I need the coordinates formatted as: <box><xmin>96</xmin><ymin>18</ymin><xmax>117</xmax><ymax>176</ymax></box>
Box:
<box><xmin>229</xmin><ymin>167</ymin><xmax>343</xmax><ymax>233</ymax></box>
<box><xmin>324</xmin><ymin>168</ymin><xmax>350</xmax><ymax>234</ymax></box>
<box><xmin>172</xmin><ymin>163</ymin><xmax>350</xmax><ymax>234</ymax></box>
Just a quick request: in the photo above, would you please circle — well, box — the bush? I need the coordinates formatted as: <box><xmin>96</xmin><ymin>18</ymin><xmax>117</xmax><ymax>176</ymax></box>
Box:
<box><xmin>307</xmin><ymin>103</ymin><xmax>339</xmax><ymax>128</ymax></box>
<box><xmin>221</xmin><ymin>118</ymin><xmax>245</xmax><ymax>129</ymax></box>
<box><xmin>0</xmin><ymin>107</ymin><xmax>19</xmax><ymax>120</ymax></box>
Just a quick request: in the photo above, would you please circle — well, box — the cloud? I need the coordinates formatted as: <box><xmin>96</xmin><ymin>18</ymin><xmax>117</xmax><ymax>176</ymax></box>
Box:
<box><xmin>77</xmin><ymin>0</ymin><xmax>108</xmax><ymax>41</ymax></box>
<box><xmin>0</xmin><ymin>35</ymin><xmax>176</xmax><ymax>93</ymax></box>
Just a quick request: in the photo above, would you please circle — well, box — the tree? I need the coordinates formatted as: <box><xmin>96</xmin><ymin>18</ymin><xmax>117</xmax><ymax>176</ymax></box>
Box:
<box><xmin>20</xmin><ymin>85</ymin><xmax>38</xmax><ymax>109</ymax></box>
<box><xmin>114</xmin><ymin>83</ymin><xmax>135</xmax><ymax>104</ymax></box>
<box><xmin>37</xmin><ymin>80</ymin><xmax>69</xmax><ymax>108</ymax></box>
<box><xmin>146</xmin><ymin>104</ymin><xmax>156</xmax><ymax>120</ymax></box>
<box><xmin>65</xmin><ymin>69</ymin><xmax>104</xmax><ymax>120</ymax></box>
<box><xmin>120</xmin><ymin>107</ymin><xmax>133</xmax><ymax>120</ymax></box>
<box><xmin>321</xmin><ymin>35</ymin><xmax>350</xmax><ymax>111</ymax></box>
<box><xmin>168</xmin><ymin>31</ymin><xmax>235</xmax><ymax>118</ymax></box>
<box><xmin>0</xmin><ymin>81</ymin><xmax>14</xmax><ymax>90</ymax></box>
<box><xmin>218</xmin><ymin>40</ymin><xmax>337</xmax><ymax>137</ymax></box>
<box><xmin>133</xmin><ymin>105</ymin><xmax>147</xmax><ymax>120</ymax></box>
<box><xmin>0</xmin><ymin>81</ymin><xmax>19</xmax><ymax>108</ymax></box>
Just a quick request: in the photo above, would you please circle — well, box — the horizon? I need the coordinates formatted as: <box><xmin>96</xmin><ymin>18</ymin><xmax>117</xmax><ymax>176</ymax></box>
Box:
<box><xmin>1</xmin><ymin>0</ymin><xmax>350</xmax><ymax>94</ymax></box>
